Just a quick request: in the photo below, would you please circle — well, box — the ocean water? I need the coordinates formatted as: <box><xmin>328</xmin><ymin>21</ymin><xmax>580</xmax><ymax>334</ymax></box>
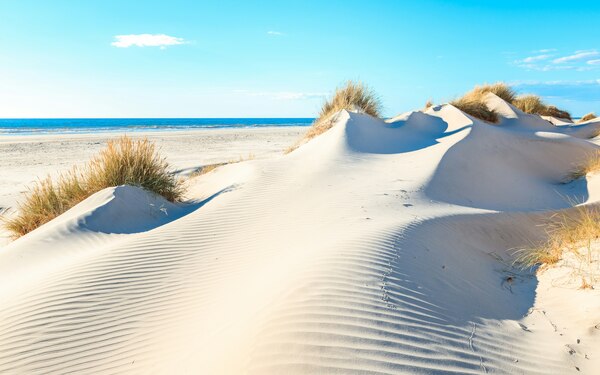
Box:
<box><xmin>0</xmin><ymin>118</ymin><xmax>314</xmax><ymax>136</ymax></box>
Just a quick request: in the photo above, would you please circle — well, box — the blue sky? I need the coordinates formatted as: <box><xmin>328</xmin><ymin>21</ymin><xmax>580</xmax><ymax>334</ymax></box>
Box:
<box><xmin>0</xmin><ymin>0</ymin><xmax>599</xmax><ymax>117</ymax></box>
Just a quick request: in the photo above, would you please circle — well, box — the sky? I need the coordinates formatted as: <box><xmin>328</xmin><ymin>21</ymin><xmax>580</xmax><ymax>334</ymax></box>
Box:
<box><xmin>0</xmin><ymin>0</ymin><xmax>599</xmax><ymax>118</ymax></box>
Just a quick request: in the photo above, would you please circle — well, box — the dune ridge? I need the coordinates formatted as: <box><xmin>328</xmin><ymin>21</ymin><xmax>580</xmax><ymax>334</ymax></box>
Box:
<box><xmin>1</xmin><ymin>95</ymin><xmax>599</xmax><ymax>374</ymax></box>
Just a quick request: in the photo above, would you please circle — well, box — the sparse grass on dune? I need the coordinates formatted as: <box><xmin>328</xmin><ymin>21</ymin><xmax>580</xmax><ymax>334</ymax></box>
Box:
<box><xmin>450</xmin><ymin>97</ymin><xmax>499</xmax><ymax>123</ymax></box>
<box><xmin>449</xmin><ymin>82</ymin><xmax>576</xmax><ymax>123</ymax></box>
<box><xmin>514</xmin><ymin>205</ymin><xmax>600</xmax><ymax>286</ymax></box>
<box><xmin>512</xmin><ymin>95</ymin><xmax>546</xmax><ymax>115</ymax></box>
<box><xmin>449</xmin><ymin>83</ymin><xmax>515</xmax><ymax>123</ymax></box>
<box><xmin>513</xmin><ymin>94</ymin><xmax>572</xmax><ymax>120</ymax></box>
<box><xmin>2</xmin><ymin>136</ymin><xmax>183</xmax><ymax>238</ymax></box>
<box><xmin>286</xmin><ymin>80</ymin><xmax>381</xmax><ymax>153</ymax></box>
<box><xmin>579</xmin><ymin>112</ymin><xmax>597</xmax><ymax>123</ymax></box>
<box><xmin>467</xmin><ymin>82</ymin><xmax>517</xmax><ymax>103</ymax></box>
<box><xmin>424</xmin><ymin>100</ymin><xmax>433</xmax><ymax>110</ymax></box>
<box><xmin>86</xmin><ymin>137</ymin><xmax>182</xmax><ymax>202</ymax></box>
<box><xmin>570</xmin><ymin>151</ymin><xmax>600</xmax><ymax>180</ymax></box>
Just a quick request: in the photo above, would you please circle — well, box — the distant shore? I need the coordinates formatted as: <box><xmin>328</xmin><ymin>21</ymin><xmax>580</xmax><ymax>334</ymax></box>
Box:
<box><xmin>0</xmin><ymin>125</ymin><xmax>306</xmax><ymax>214</ymax></box>
<box><xmin>0</xmin><ymin>118</ymin><xmax>313</xmax><ymax>136</ymax></box>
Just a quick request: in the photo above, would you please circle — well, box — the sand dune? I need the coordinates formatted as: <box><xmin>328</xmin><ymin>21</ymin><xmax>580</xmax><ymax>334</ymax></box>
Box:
<box><xmin>1</xmin><ymin>96</ymin><xmax>599</xmax><ymax>373</ymax></box>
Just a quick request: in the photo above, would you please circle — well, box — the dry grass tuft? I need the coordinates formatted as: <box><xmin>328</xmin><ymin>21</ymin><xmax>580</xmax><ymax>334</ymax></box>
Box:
<box><xmin>450</xmin><ymin>97</ymin><xmax>499</xmax><ymax>123</ymax></box>
<box><xmin>514</xmin><ymin>205</ymin><xmax>600</xmax><ymax>273</ymax></box>
<box><xmin>424</xmin><ymin>100</ymin><xmax>434</xmax><ymax>110</ymax></box>
<box><xmin>2</xmin><ymin>136</ymin><xmax>182</xmax><ymax>238</ymax></box>
<box><xmin>448</xmin><ymin>83</ymin><xmax>515</xmax><ymax>123</ymax></box>
<box><xmin>512</xmin><ymin>95</ymin><xmax>546</xmax><ymax>115</ymax></box>
<box><xmin>543</xmin><ymin>105</ymin><xmax>572</xmax><ymax>120</ymax></box>
<box><xmin>570</xmin><ymin>151</ymin><xmax>600</xmax><ymax>180</ymax></box>
<box><xmin>513</xmin><ymin>94</ymin><xmax>572</xmax><ymax>120</ymax></box>
<box><xmin>468</xmin><ymin>82</ymin><xmax>517</xmax><ymax>103</ymax></box>
<box><xmin>579</xmin><ymin>112</ymin><xmax>597</xmax><ymax>123</ymax></box>
<box><xmin>86</xmin><ymin>137</ymin><xmax>182</xmax><ymax>202</ymax></box>
<box><xmin>304</xmin><ymin>80</ymin><xmax>381</xmax><ymax>141</ymax></box>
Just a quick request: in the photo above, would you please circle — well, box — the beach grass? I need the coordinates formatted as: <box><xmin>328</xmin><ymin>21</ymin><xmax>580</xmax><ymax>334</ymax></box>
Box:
<box><xmin>513</xmin><ymin>94</ymin><xmax>572</xmax><ymax>120</ymax></box>
<box><xmin>286</xmin><ymin>80</ymin><xmax>381</xmax><ymax>153</ymax></box>
<box><xmin>467</xmin><ymin>82</ymin><xmax>517</xmax><ymax>103</ymax></box>
<box><xmin>570</xmin><ymin>151</ymin><xmax>600</xmax><ymax>180</ymax></box>
<box><xmin>579</xmin><ymin>112</ymin><xmax>597</xmax><ymax>123</ymax></box>
<box><xmin>514</xmin><ymin>205</ymin><xmax>600</xmax><ymax>284</ymax></box>
<box><xmin>450</xmin><ymin>97</ymin><xmax>499</xmax><ymax>123</ymax></box>
<box><xmin>2</xmin><ymin>136</ymin><xmax>183</xmax><ymax>238</ymax></box>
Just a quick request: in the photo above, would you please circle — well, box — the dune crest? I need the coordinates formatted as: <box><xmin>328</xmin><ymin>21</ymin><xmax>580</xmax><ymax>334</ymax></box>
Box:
<box><xmin>1</xmin><ymin>98</ymin><xmax>599</xmax><ymax>374</ymax></box>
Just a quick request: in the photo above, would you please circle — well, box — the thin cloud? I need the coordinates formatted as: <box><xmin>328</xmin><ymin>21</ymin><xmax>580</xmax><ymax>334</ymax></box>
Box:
<box><xmin>512</xmin><ymin>80</ymin><xmax>600</xmax><ymax>101</ymax></box>
<box><xmin>553</xmin><ymin>50</ymin><xmax>599</xmax><ymax>64</ymax></box>
<box><xmin>111</xmin><ymin>34</ymin><xmax>187</xmax><ymax>48</ymax></box>
<box><xmin>521</xmin><ymin>54</ymin><xmax>552</xmax><ymax>63</ymax></box>
<box><xmin>536</xmin><ymin>48</ymin><xmax>557</xmax><ymax>53</ymax></box>
<box><xmin>267</xmin><ymin>31</ymin><xmax>285</xmax><ymax>36</ymax></box>
<box><xmin>513</xmin><ymin>49</ymin><xmax>600</xmax><ymax>71</ymax></box>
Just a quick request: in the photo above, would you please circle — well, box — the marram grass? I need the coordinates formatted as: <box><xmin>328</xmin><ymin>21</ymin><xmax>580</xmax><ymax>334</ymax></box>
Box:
<box><xmin>2</xmin><ymin>136</ymin><xmax>183</xmax><ymax>238</ymax></box>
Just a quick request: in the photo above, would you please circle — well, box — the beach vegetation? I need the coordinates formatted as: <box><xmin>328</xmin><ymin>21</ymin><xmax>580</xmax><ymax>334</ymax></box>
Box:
<box><xmin>514</xmin><ymin>205</ymin><xmax>599</xmax><ymax>287</ymax></box>
<box><xmin>286</xmin><ymin>80</ymin><xmax>381</xmax><ymax>153</ymax></box>
<box><xmin>513</xmin><ymin>94</ymin><xmax>572</xmax><ymax>120</ymax></box>
<box><xmin>2</xmin><ymin>136</ymin><xmax>183</xmax><ymax>238</ymax></box>
<box><xmin>579</xmin><ymin>113</ymin><xmax>597</xmax><ymax>123</ymax></box>
<box><xmin>570</xmin><ymin>151</ymin><xmax>600</xmax><ymax>181</ymax></box>
<box><xmin>450</xmin><ymin>97</ymin><xmax>499</xmax><ymax>123</ymax></box>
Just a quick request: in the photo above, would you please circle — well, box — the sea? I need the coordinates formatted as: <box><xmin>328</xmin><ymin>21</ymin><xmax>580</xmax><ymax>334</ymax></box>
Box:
<box><xmin>0</xmin><ymin>118</ymin><xmax>314</xmax><ymax>136</ymax></box>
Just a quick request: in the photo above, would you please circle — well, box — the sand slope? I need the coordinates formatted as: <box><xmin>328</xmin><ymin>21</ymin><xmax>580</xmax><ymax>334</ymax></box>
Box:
<box><xmin>1</xmin><ymin>98</ymin><xmax>599</xmax><ymax>374</ymax></box>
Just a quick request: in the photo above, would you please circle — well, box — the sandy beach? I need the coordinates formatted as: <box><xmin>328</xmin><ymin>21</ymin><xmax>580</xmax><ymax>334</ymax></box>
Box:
<box><xmin>0</xmin><ymin>127</ymin><xmax>305</xmax><ymax>210</ymax></box>
<box><xmin>0</xmin><ymin>94</ymin><xmax>599</xmax><ymax>373</ymax></box>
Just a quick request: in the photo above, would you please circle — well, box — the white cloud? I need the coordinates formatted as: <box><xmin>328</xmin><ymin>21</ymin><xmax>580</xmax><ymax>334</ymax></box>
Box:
<box><xmin>553</xmin><ymin>50</ymin><xmax>599</xmax><ymax>64</ymax></box>
<box><xmin>267</xmin><ymin>31</ymin><xmax>285</xmax><ymax>36</ymax></box>
<box><xmin>536</xmin><ymin>48</ymin><xmax>557</xmax><ymax>53</ymax></box>
<box><xmin>588</xmin><ymin>59</ymin><xmax>600</xmax><ymax>65</ymax></box>
<box><xmin>521</xmin><ymin>54</ymin><xmax>552</xmax><ymax>63</ymax></box>
<box><xmin>111</xmin><ymin>34</ymin><xmax>186</xmax><ymax>48</ymax></box>
<box><xmin>511</xmin><ymin>79</ymin><xmax>600</xmax><ymax>101</ymax></box>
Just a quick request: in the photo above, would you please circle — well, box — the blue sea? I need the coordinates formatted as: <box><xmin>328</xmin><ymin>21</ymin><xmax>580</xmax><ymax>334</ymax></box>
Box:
<box><xmin>0</xmin><ymin>118</ymin><xmax>314</xmax><ymax>136</ymax></box>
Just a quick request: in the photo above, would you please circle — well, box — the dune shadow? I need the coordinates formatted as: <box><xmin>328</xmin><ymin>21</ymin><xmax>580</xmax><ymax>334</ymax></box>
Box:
<box><xmin>345</xmin><ymin>112</ymin><xmax>470</xmax><ymax>154</ymax></box>
<box><xmin>84</xmin><ymin>185</ymin><xmax>239</xmax><ymax>235</ymax></box>
<box><xmin>383</xmin><ymin>211</ymin><xmax>545</xmax><ymax>325</ymax></box>
<box><xmin>424</xmin><ymin>123</ymin><xmax>595</xmax><ymax>211</ymax></box>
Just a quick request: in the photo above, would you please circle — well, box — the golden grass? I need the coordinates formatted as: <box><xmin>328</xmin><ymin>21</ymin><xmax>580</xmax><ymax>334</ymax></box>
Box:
<box><xmin>2</xmin><ymin>136</ymin><xmax>182</xmax><ymax>238</ymax></box>
<box><xmin>543</xmin><ymin>105</ymin><xmax>572</xmax><ymax>120</ymax></box>
<box><xmin>290</xmin><ymin>81</ymin><xmax>381</xmax><ymax>150</ymax></box>
<box><xmin>570</xmin><ymin>151</ymin><xmax>600</xmax><ymax>180</ymax></box>
<box><xmin>86</xmin><ymin>137</ymin><xmax>182</xmax><ymax>202</ymax></box>
<box><xmin>449</xmin><ymin>83</ymin><xmax>517</xmax><ymax>123</ymax></box>
<box><xmin>450</xmin><ymin>97</ymin><xmax>499</xmax><ymax>123</ymax></box>
<box><xmin>467</xmin><ymin>82</ymin><xmax>517</xmax><ymax>103</ymax></box>
<box><xmin>579</xmin><ymin>112</ymin><xmax>597</xmax><ymax>123</ymax></box>
<box><xmin>513</xmin><ymin>94</ymin><xmax>572</xmax><ymax>120</ymax></box>
<box><xmin>424</xmin><ymin>100</ymin><xmax>433</xmax><ymax>110</ymax></box>
<box><xmin>514</xmin><ymin>205</ymin><xmax>600</xmax><ymax>272</ymax></box>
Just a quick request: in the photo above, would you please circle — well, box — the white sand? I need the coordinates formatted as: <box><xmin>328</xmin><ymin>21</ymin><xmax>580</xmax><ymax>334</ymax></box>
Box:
<box><xmin>0</xmin><ymin>98</ymin><xmax>599</xmax><ymax>374</ymax></box>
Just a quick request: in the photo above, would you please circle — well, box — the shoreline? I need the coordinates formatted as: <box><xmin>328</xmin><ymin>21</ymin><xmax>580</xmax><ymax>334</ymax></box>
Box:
<box><xmin>0</xmin><ymin>126</ymin><xmax>306</xmax><ymax>210</ymax></box>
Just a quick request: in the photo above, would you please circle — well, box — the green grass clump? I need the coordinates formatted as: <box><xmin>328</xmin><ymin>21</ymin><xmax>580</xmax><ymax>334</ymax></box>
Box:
<box><xmin>3</xmin><ymin>136</ymin><xmax>183</xmax><ymax>238</ymax></box>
